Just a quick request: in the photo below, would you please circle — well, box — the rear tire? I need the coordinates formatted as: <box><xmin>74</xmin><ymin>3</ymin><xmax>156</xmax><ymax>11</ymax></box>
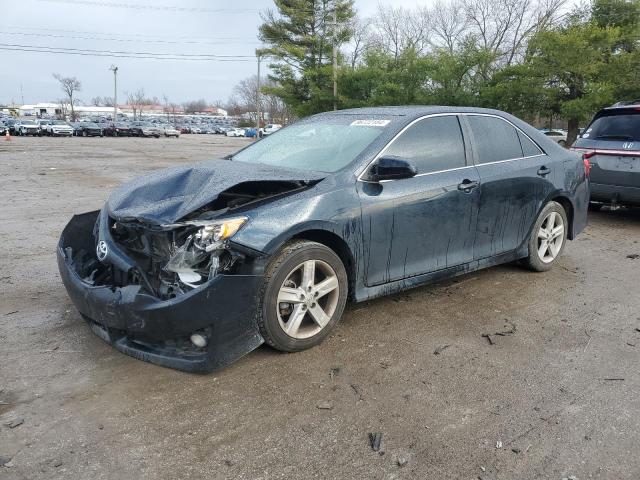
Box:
<box><xmin>523</xmin><ymin>201</ymin><xmax>568</xmax><ymax>272</ymax></box>
<box><xmin>257</xmin><ymin>240</ymin><xmax>348</xmax><ymax>352</ymax></box>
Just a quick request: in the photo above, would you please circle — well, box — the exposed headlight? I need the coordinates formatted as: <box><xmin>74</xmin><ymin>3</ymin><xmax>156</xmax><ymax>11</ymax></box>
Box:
<box><xmin>192</xmin><ymin>217</ymin><xmax>247</xmax><ymax>252</ymax></box>
<box><xmin>164</xmin><ymin>217</ymin><xmax>247</xmax><ymax>288</ymax></box>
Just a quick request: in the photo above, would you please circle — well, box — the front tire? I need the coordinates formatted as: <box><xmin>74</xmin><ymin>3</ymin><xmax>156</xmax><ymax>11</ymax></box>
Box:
<box><xmin>257</xmin><ymin>240</ymin><xmax>348</xmax><ymax>352</ymax></box>
<box><xmin>523</xmin><ymin>201</ymin><xmax>568</xmax><ymax>272</ymax></box>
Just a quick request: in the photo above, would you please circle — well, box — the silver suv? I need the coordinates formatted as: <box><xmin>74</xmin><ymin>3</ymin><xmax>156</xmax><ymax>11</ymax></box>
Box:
<box><xmin>572</xmin><ymin>101</ymin><xmax>640</xmax><ymax>208</ymax></box>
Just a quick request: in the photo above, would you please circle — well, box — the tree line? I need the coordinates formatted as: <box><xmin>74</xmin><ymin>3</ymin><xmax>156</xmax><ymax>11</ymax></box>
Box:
<box><xmin>253</xmin><ymin>0</ymin><xmax>640</xmax><ymax>144</ymax></box>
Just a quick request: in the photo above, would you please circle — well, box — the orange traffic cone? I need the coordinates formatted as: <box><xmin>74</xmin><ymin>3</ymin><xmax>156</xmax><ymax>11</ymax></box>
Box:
<box><xmin>4</xmin><ymin>131</ymin><xmax>10</xmax><ymax>141</ymax></box>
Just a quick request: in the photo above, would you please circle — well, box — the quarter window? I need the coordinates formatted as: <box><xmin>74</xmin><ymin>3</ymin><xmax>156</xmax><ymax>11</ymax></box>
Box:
<box><xmin>467</xmin><ymin>116</ymin><xmax>524</xmax><ymax>164</ymax></box>
<box><xmin>518</xmin><ymin>131</ymin><xmax>542</xmax><ymax>157</ymax></box>
<box><xmin>382</xmin><ymin>116</ymin><xmax>466</xmax><ymax>174</ymax></box>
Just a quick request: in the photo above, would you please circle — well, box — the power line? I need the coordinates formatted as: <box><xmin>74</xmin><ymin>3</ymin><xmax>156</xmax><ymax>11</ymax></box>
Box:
<box><xmin>2</xmin><ymin>25</ymin><xmax>252</xmax><ymax>41</ymax></box>
<box><xmin>0</xmin><ymin>31</ymin><xmax>261</xmax><ymax>45</ymax></box>
<box><xmin>0</xmin><ymin>43</ymin><xmax>254</xmax><ymax>58</ymax></box>
<box><xmin>36</xmin><ymin>0</ymin><xmax>257</xmax><ymax>13</ymax></box>
<box><xmin>0</xmin><ymin>45</ymin><xmax>253</xmax><ymax>61</ymax></box>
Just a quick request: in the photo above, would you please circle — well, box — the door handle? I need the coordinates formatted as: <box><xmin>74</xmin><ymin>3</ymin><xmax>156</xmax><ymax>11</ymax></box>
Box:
<box><xmin>457</xmin><ymin>179</ymin><xmax>479</xmax><ymax>192</ymax></box>
<box><xmin>537</xmin><ymin>166</ymin><xmax>551</xmax><ymax>176</ymax></box>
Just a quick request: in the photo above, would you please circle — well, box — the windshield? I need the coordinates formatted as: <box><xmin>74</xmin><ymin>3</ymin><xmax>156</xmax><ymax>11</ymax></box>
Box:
<box><xmin>22</xmin><ymin>120</ymin><xmax>37</xmax><ymax>125</ymax></box>
<box><xmin>233</xmin><ymin>118</ymin><xmax>388</xmax><ymax>172</ymax></box>
<box><xmin>52</xmin><ymin>120</ymin><xmax>66</xmax><ymax>125</ymax></box>
<box><xmin>585</xmin><ymin>113</ymin><xmax>640</xmax><ymax>141</ymax></box>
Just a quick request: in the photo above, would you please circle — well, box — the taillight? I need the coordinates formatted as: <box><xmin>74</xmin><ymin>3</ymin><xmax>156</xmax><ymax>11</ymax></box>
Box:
<box><xmin>582</xmin><ymin>150</ymin><xmax>595</xmax><ymax>177</ymax></box>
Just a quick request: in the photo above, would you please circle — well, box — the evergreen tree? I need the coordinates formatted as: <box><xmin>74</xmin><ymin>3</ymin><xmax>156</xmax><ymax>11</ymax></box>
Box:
<box><xmin>259</xmin><ymin>0</ymin><xmax>355</xmax><ymax>117</ymax></box>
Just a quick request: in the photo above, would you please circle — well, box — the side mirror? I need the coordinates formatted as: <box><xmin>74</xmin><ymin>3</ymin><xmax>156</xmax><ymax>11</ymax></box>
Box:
<box><xmin>367</xmin><ymin>156</ymin><xmax>417</xmax><ymax>182</ymax></box>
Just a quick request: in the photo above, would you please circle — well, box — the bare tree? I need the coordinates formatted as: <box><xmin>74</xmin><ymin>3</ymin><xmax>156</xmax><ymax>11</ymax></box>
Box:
<box><xmin>370</xmin><ymin>4</ymin><xmax>429</xmax><ymax>60</ymax></box>
<box><xmin>125</xmin><ymin>88</ymin><xmax>149</xmax><ymax>120</ymax></box>
<box><xmin>53</xmin><ymin>73</ymin><xmax>81</xmax><ymax>120</ymax></box>
<box><xmin>461</xmin><ymin>0</ymin><xmax>566</xmax><ymax>65</ymax></box>
<box><xmin>346</xmin><ymin>17</ymin><xmax>372</xmax><ymax>68</ymax></box>
<box><xmin>56</xmin><ymin>99</ymin><xmax>68</xmax><ymax>120</ymax></box>
<box><xmin>427</xmin><ymin>0</ymin><xmax>470</xmax><ymax>52</ymax></box>
<box><xmin>183</xmin><ymin>99</ymin><xmax>208</xmax><ymax>114</ymax></box>
<box><xmin>230</xmin><ymin>75</ymin><xmax>289</xmax><ymax>124</ymax></box>
<box><xmin>233</xmin><ymin>76</ymin><xmax>261</xmax><ymax>120</ymax></box>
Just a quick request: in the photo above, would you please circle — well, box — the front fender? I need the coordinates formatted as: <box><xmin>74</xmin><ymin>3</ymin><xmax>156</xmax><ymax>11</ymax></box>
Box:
<box><xmin>232</xmin><ymin>184</ymin><xmax>362</xmax><ymax>255</ymax></box>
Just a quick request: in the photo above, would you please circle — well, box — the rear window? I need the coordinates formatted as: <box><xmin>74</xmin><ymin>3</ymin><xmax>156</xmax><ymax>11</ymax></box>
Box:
<box><xmin>584</xmin><ymin>112</ymin><xmax>640</xmax><ymax>142</ymax></box>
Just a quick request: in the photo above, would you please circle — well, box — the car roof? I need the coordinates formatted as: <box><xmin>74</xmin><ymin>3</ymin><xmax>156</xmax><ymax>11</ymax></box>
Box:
<box><xmin>322</xmin><ymin>105</ymin><xmax>510</xmax><ymax>120</ymax></box>
<box><xmin>607</xmin><ymin>99</ymin><xmax>640</xmax><ymax>109</ymax></box>
<box><xmin>592</xmin><ymin>103</ymin><xmax>640</xmax><ymax>120</ymax></box>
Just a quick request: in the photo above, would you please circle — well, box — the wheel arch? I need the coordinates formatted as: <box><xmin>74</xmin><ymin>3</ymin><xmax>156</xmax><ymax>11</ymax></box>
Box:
<box><xmin>265</xmin><ymin>228</ymin><xmax>356</xmax><ymax>300</ymax></box>
<box><xmin>291</xmin><ymin>229</ymin><xmax>356</xmax><ymax>299</ymax></box>
<box><xmin>549</xmin><ymin>194</ymin><xmax>575</xmax><ymax>240</ymax></box>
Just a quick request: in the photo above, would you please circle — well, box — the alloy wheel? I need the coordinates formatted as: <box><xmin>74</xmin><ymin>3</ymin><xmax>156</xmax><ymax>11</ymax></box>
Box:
<box><xmin>276</xmin><ymin>259</ymin><xmax>340</xmax><ymax>339</ymax></box>
<box><xmin>537</xmin><ymin>211</ymin><xmax>565</xmax><ymax>263</ymax></box>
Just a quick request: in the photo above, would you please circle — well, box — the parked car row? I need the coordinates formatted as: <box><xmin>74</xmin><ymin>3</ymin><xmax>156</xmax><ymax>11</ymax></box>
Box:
<box><xmin>0</xmin><ymin>118</ymin><xmax>183</xmax><ymax>138</ymax></box>
<box><xmin>224</xmin><ymin>124</ymin><xmax>283</xmax><ymax>138</ymax></box>
<box><xmin>1</xmin><ymin>114</ymin><xmax>282</xmax><ymax>140</ymax></box>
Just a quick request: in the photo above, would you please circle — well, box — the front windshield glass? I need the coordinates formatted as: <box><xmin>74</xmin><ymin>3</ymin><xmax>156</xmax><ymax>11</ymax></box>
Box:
<box><xmin>233</xmin><ymin>117</ymin><xmax>389</xmax><ymax>172</ymax></box>
<box><xmin>22</xmin><ymin>120</ymin><xmax>37</xmax><ymax>125</ymax></box>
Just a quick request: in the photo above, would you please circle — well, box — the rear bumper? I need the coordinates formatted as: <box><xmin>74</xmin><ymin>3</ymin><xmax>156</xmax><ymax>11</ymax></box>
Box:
<box><xmin>591</xmin><ymin>182</ymin><xmax>640</xmax><ymax>206</ymax></box>
<box><xmin>57</xmin><ymin>211</ymin><xmax>264</xmax><ymax>373</ymax></box>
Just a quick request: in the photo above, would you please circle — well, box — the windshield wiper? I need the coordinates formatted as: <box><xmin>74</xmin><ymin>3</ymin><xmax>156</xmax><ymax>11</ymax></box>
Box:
<box><xmin>594</xmin><ymin>134</ymin><xmax>635</xmax><ymax>140</ymax></box>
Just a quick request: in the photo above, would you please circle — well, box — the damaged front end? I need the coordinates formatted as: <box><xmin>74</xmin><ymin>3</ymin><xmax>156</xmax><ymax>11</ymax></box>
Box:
<box><xmin>57</xmin><ymin>159</ymin><xmax>325</xmax><ymax>372</ymax></box>
<box><xmin>109</xmin><ymin>215</ymin><xmax>248</xmax><ymax>299</ymax></box>
<box><xmin>57</xmin><ymin>209</ymin><xmax>265</xmax><ymax>373</ymax></box>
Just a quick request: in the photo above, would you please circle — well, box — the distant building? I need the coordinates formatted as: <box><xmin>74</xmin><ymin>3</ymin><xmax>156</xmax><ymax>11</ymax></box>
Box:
<box><xmin>195</xmin><ymin>106</ymin><xmax>228</xmax><ymax>116</ymax></box>
<box><xmin>18</xmin><ymin>103</ymin><xmax>121</xmax><ymax>118</ymax></box>
<box><xmin>19</xmin><ymin>103</ymin><xmax>62</xmax><ymax>116</ymax></box>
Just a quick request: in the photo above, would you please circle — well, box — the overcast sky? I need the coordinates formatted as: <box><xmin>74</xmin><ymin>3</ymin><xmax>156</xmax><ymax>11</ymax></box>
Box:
<box><xmin>1</xmin><ymin>0</ymin><xmax>425</xmax><ymax>106</ymax></box>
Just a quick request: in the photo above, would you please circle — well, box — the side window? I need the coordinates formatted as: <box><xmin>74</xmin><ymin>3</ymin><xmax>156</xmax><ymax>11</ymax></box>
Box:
<box><xmin>383</xmin><ymin>116</ymin><xmax>466</xmax><ymax>174</ymax></box>
<box><xmin>518</xmin><ymin>131</ymin><xmax>542</xmax><ymax>157</ymax></box>
<box><xmin>467</xmin><ymin>116</ymin><xmax>523</xmax><ymax>164</ymax></box>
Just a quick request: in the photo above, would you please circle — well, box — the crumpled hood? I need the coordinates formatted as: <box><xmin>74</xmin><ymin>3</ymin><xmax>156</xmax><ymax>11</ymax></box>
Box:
<box><xmin>106</xmin><ymin>159</ymin><xmax>325</xmax><ymax>225</ymax></box>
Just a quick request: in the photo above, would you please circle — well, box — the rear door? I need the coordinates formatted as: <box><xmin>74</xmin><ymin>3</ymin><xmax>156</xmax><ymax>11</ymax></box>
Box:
<box><xmin>358</xmin><ymin>114</ymin><xmax>480</xmax><ymax>286</ymax></box>
<box><xmin>463</xmin><ymin>114</ymin><xmax>553</xmax><ymax>260</ymax></box>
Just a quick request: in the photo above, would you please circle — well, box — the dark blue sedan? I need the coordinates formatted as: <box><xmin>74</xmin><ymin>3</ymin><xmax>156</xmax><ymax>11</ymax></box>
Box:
<box><xmin>57</xmin><ymin>106</ymin><xmax>589</xmax><ymax>372</ymax></box>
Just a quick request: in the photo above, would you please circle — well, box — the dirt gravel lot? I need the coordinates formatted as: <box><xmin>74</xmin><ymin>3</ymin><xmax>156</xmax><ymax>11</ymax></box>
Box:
<box><xmin>1</xmin><ymin>135</ymin><xmax>640</xmax><ymax>480</ymax></box>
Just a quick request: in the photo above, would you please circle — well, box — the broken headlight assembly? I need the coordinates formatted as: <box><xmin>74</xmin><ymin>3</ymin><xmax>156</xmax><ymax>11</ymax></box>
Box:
<box><xmin>164</xmin><ymin>217</ymin><xmax>247</xmax><ymax>289</ymax></box>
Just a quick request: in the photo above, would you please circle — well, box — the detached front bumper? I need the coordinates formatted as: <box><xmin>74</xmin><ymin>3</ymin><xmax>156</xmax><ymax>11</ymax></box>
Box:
<box><xmin>57</xmin><ymin>211</ymin><xmax>264</xmax><ymax>373</ymax></box>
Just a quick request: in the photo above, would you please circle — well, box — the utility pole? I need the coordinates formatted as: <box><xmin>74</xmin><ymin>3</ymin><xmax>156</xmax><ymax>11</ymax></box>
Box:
<box><xmin>20</xmin><ymin>84</ymin><xmax>24</xmax><ymax>106</ymax></box>
<box><xmin>109</xmin><ymin>65</ymin><xmax>118</xmax><ymax>122</ymax></box>
<box><xmin>256</xmin><ymin>50</ymin><xmax>262</xmax><ymax>137</ymax></box>
<box><xmin>332</xmin><ymin>4</ymin><xmax>338</xmax><ymax>111</ymax></box>
<box><xmin>256</xmin><ymin>48</ymin><xmax>270</xmax><ymax>139</ymax></box>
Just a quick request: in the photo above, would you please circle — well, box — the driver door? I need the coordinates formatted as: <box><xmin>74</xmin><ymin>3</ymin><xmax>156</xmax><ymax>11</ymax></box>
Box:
<box><xmin>357</xmin><ymin>115</ymin><xmax>480</xmax><ymax>286</ymax></box>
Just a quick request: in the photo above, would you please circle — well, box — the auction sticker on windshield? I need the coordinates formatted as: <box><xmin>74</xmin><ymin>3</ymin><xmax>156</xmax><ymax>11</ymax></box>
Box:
<box><xmin>350</xmin><ymin>120</ymin><xmax>391</xmax><ymax>127</ymax></box>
